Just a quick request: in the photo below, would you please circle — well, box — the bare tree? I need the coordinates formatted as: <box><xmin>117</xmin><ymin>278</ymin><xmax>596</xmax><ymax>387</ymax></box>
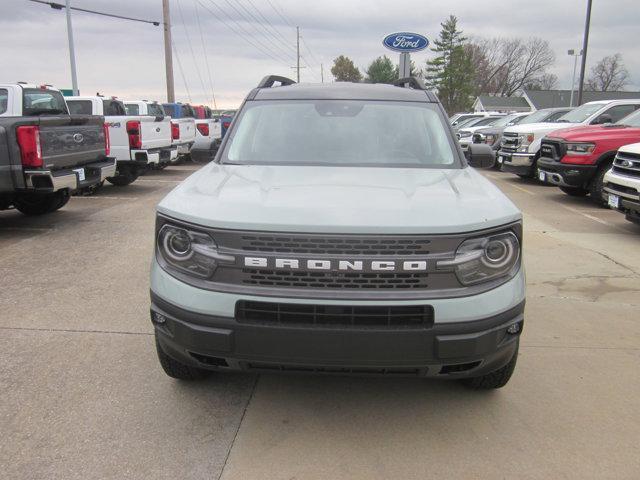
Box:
<box><xmin>525</xmin><ymin>73</ymin><xmax>558</xmax><ymax>90</ymax></box>
<box><xmin>467</xmin><ymin>37</ymin><xmax>556</xmax><ymax>96</ymax></box>
<box><xmin>586</xmin><ymin>54</ymin><xmax>630</xmax><ymax>91</ymax></box>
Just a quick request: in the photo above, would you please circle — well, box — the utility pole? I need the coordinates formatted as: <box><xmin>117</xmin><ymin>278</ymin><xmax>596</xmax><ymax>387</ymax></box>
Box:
<box><xmin>296</xmin><ymin>26</ymin><xmax>300</xmax><ymax>82</ymax></box>
<box><xmin>162</xmin><ymin>0</ymin><xmax>175</xmax><ymax>103</ymax></box>
<box><xmin>577</xmin><ymin>0</ymin><xmax>593</xmax><ymax>105</ymax></box>
<box><xmin>65</xmin><ymin>0</ymin><xmax>79</xmax><ymax>94</ymax></box>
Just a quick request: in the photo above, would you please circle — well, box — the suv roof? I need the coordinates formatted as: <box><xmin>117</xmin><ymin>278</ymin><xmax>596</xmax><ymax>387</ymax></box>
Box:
<box><xmin>250</xmin><ymin>76</ymin><xmax>438</xmax><ymax>103</ymax></box>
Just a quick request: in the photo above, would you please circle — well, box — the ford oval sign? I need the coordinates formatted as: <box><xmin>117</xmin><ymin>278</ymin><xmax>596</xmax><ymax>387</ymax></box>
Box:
<box><xmin>383</xmin><ymin>32</ymin><xmax>429</xmax><ymax>53</ymax></box>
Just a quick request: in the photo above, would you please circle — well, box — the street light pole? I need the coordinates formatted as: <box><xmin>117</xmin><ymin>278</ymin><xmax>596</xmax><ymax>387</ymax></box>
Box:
<box><xmin>568</xmin><ymin>49</ymin><xmax>582</xmax><ymax>107</ymax></box>
<box><xmin>577</xmin><ymin>0</ymin><xmax>593</xmax><ymax>105</ymax></box>
<box><xmin>65</xmin><ymin>0</ymin><xmax>79</xmax><ymax>94</ymax></box>
<box><xmin>162</xmin><ymin>0</ymin><xmax>175</xmax><ymax>103</ymax></box>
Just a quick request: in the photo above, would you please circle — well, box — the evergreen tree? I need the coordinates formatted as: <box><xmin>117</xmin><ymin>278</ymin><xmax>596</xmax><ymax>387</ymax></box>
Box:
<box><xmin>365</xmin><ymin>55</ymin><xmax>396</xmax><ymax>84</ymax></box>
<box><xmin>425</xmin><ymin>15</ymin><xmax>474</xmax><ymax>114</ymax></box>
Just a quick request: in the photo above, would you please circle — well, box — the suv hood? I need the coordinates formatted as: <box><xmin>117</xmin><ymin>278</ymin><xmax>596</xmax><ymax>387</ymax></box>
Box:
<box><xmin>158</xmin><ymin>164</ymin><xmax>521</xmax><ymax>234</ymax></box>
<box><xmin>505</xmin><ymin>121</ymin><xmax>581</xmax><ymax>135</ymax></box>
<box><xmin>546</xmin><ymin>124</ymin><xmax>640</xmax><ymax>142</ymax></box>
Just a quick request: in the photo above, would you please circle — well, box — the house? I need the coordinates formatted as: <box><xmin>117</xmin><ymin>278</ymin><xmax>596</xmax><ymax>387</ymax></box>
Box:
<box><xmin>521</xmin><ymin>89</ymin><xmax>640</xmax><ymax>109</ymax></box>
<box><xmin>472</xmin><ymin>95</ymin><xmax>531</xmax><ymax>113</ymax></box>
<box><xmin>473</xmin><ymin>89</ymin><xmax>640</xmax><ymax>113</ymax></box>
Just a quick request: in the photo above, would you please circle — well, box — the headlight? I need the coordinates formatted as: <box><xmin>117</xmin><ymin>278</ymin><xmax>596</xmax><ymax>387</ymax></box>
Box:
<box><xmin>484</xmin><ymin>134</ymin><xmax>497</xmax><ymax>145</ymax></box>
<box><xmin>565</xmin><ymin>143</ymin><xmax>595</xmax><ymax>155</ymax></box>
<box><xmin>458</xmin><ymin>130</ymin><xmax>472</xmax><ymax>138</ymax></box>
<box><xmin>436</xmin><ymin>231</ymin><xmax>520</xmax><ymax>286</ymax></box>
<box><xmin>517</xmin><ymin>133</ymin><xmax>535</xmax><ymax>151</ymax></box>
<box><xmin>157</xmin><ymin>224</ymin><xmax>235</xmax><ymax>278</ymax></box>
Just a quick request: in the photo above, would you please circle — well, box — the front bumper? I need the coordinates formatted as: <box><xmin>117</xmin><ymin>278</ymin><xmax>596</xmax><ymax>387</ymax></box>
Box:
<box><xmin>23</xmin><ymin>158</ymin><xmax>116</xmax><ymax>193</ymax></box>
<box><xmin>499</xmin><ymin>152</ymin><xmax>535</xmax><ymax>176</ymax></box>
<box><xmin>150</xmin><ymin>260</ymin><xmax>525</xmax><ymax>378</ymax></box>
<box><xmin>537</xmin><ymin>157</ymin><xmax>597</xmax><ymax>188</ymax></box>
<box><xmin>603</xmin><ymin>170</ymin><xmax>640</xmax><ymax>224</ymax></box>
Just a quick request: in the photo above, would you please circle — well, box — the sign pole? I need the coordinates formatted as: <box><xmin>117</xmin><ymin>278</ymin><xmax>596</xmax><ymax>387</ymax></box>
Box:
<box><xmin>399</xmin><ymin>52</ymin><xmax>411</xmax><ymax>78</ymax></box>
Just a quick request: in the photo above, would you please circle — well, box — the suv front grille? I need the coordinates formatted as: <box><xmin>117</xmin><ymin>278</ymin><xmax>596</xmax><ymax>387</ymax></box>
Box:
<box><xmin>242</xmin><ymin>268</ymin><xmax>429</xmax><ymax>289</ymax></box>
<box><xmin>500</xmin><ymin>132</ymin><xmax>519</xmax><ymax>153</ymax></box>
<box><xmin>612</xmin><ymin>151</ymin><xmax>640</xmax><ymax>178</ymax></box>
<box><xmin>236</xmin><ymin>300</ymin><xmax>435</xmax><ymax>328</ymax></box>
<box><xmin>239</xmin><ymin>234</ymin><xmax>430</xmax><ymax>256</ymax></box>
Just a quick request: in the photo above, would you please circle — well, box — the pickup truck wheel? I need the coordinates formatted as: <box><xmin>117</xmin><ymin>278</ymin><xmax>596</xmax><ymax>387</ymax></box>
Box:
<box><xmin>588</xmin><ymin>162</ymin><xmax>612</xmax><ymax>206</ymax></box>
<box><xmin>14</xmin><ymin>191</ymin><xmax>70</xmax><ymax>215</ymax></box>
<box><xmin>461</xmin><ymin>343</ymin><xmax>518</xmax><ymax>390</ymax></box>
<box><xmin>106</xmin><ymin>167</ymin><xmax>139</xmax><ymax>187</ymax></box>
<box><xmin>559</xmin><ymin>186</ymin><xmax>589</xmax><ymax>197</ymax></box>
<box><xmin>155</xmin><ymin>337</ymin><xmax>211</xmax><ymax>380</ymax></box>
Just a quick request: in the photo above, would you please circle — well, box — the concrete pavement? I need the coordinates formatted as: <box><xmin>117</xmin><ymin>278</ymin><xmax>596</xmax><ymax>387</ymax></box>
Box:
<box><xmin>1</xmin><ymin>166</ymin><xmax>639</xmax><ymax>479</ymax></box>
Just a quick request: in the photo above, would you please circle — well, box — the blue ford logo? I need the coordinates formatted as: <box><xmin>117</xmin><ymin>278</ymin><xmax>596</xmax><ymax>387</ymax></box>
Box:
<box><xmin>382</xmin><ymin>32</ymin><xmax>429</xmax><ymax>52</ymax></box>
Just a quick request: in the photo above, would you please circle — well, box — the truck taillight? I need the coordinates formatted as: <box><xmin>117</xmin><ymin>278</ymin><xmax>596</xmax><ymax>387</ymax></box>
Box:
<box><xmin>103</xmin><ymin>123</ymin><xmax>110</xmax><ymax>156</ymax></box>
<box><xmin>16</xmin><ymin>126</ymin><xmax>43</xmax><ymax>168</ymax></box>
<box><xmin>196</xmin><ymin>123</ymin><xmax>210</xmax><ymax>136</ymax></box>
<box><xmin>171</xmin><ymin>122</ymin><xmax>180</xmax><ymax>140</ymax></box>
<box><xmin>222</xmin><ymin>121</ymin><xmax>231</xmax><ymax>129</ymax></box>
<box><xmin>126</xmin><ymin>120</ymin><xmax>142</xmax><ymax>149</ymax></box>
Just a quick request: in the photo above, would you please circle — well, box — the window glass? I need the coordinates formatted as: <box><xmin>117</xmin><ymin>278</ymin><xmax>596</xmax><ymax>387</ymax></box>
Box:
<box><xmin>556</xmin><ymin>103</ymin><xmax>604</xmax><ymax>123</ymax></box>
<box><xmin>148</xmin><ymin>103</ymin><xmax>165</xmax><ymax>116</ymax></box>
<box><xmin>67</xmin><ymin>100</ymin><xmax>93</xmax><ymax>115</ymax></box>
<box><xmin>22</xmin><ymin>88</ymin><xmax>68</xmax><ymax>115</ymax></box>
<box><xmin>616</xmin><ymin>109</ymin><xmax>640</xmax><ymax>127</ymax></box>
<box><xmin>224</xmin><ymin>100</ymin><xmax>458</xmax><ymax>168</ymax></box>
<box><xmin>0</xmin><ymin>89</ymin><xmax>7</xmax><ymax>115</ymax></box>
<box><xmin>102</xmin><ymin>100</ymin><xmax>126</xmax><ymax>116</ymax></box>
<box><xmin>602</xmin><ymin>104</ymin><xmax>637</xmax><ymax>123</ymax></box>
<box><xmin>125</xmin><ymin>103</ymin><xmax>140</xmax><ymax>115</ymax></box>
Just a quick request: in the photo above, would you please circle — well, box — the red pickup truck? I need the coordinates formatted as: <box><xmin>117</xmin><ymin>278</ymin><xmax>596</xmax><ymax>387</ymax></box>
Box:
<box><xmin>537</xmin><ymin>108</ymin><xmax>640</xmax><ymax>204</ymax></box>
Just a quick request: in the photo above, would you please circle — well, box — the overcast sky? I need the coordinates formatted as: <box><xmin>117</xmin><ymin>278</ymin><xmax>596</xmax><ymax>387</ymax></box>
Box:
<box><xmin>2</xmin><ymin>0</ymin><xmax>639</xmax><ymax>109</ymax></box>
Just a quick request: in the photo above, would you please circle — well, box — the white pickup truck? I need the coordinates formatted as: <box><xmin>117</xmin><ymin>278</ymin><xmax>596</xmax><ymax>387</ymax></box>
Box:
<box><xmin>603</xmin><ymin>142</ymin><xmax>640</xmax><ymax>225</ymax></box>
<box><xmin>161</xmin><ymin>103</ymin><xmax>197</xmax><ymax>161</ymax></box>
<box><xmin>192</xmin><ymin>105</ymin><xmax>222</xmax><ymax>164</ymax></box>
<box><xmin>66</xmin><ymin>96</ymin><xmax>174</xmax><ymax>185</ymax></box>
<box><xmin>499</xmin><ymin>99</ymin><xmax>640</xmax><ymax>178</ymax></box>
<box><xmin>124</xmin><ymin>100</ymin><xmax>179</xmax><ymax>167</ymax></box>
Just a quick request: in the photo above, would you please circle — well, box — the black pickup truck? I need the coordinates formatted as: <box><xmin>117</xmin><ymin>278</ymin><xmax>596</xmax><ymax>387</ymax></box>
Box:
<box><xmin>0</xmin><ymin>83</ymin><xmax>115</xmax><ymax>215</ymax></box>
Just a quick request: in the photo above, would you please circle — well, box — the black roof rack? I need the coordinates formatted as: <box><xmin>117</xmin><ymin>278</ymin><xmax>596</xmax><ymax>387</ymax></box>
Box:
<box><xmin>394</xmin><ymin>77</ymin><xmax>427</xmax><ymax>90</ymax></box>
<box><xmin>257</xmin><ymin>75</ymin><xmax>296</xmax><ymax>89</ymax></box>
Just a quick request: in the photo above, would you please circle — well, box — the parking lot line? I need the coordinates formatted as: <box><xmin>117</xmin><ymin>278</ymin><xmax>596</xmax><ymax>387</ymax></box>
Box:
<box><xmin>560</xmin><ymin>205</ymin><xmax>611</xmax><ymax>226</ymax></box>
<box><xmin>72</xmin><ymin>195</ymin><xmax>140</xmax><ymax>201</ymax></box>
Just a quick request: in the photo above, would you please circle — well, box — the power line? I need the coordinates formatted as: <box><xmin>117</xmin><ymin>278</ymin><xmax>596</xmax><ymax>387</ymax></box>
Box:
<box><xmin>194</xmin><ymin>0</ymin><xmax>217</xmax><ymax>109</ymax></box>
<box><xmin>242</xmin><ymin>0</ymin><xmax>295</xmax><ymax>54</ymax></box>
<box><xmin>28</xmin><ymin>0</ymin><xmax>160</xmax><ymax>26</ymax></box>
<box><xmin>265</xmin><ymin>0</ymin><xmax>294</xmax><ymax>28</ymax></box>
<box><xmin>199</xmin><ymin>0</ymin><xmax>291</xmax><ymax>66</ymax></box>
<box><xmin>171</xmin><ymin>40</ymin><xmax>192</xmax><ymax>102</ymax></box>
<box><xmin>175</xmin><ymin>0</ymin><xmax>209</xmax><ymax>104</ymax></box>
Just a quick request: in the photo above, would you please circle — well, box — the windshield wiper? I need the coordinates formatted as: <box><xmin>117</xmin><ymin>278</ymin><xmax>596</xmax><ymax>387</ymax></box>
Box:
<box><xmin>26</xmin><ymin>109</ymin><xmax>66</xmax><ymax>116</ymax></box>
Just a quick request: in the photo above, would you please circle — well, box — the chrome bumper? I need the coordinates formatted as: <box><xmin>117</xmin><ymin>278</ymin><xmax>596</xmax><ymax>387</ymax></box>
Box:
<box><xmin>503</xmin><ymin>153</ymin><xmax>534</xmax><ymax>167</ymax></box>
<box><xmin>24</xmin><ymin>158</ymin><xmax>116</xmax><ymax>193</ymax></box>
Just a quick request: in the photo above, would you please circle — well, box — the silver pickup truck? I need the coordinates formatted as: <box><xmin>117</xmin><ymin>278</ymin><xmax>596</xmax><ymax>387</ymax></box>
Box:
<box><xmin>0</xmin><ymin>83</ymin><xmax>115</xmax><ymax>215</ymax></box>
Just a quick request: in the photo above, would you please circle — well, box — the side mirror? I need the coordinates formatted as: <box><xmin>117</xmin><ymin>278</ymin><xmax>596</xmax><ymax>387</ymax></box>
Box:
<box><xmin>465</xmin><ymin>143</ymin><xmax>495</xmax><ymax>169</ymax></box>
<box><xmin>593</xmin><ymin>113</ymin><xmax>613</xmax><ymax>125</ymax></box>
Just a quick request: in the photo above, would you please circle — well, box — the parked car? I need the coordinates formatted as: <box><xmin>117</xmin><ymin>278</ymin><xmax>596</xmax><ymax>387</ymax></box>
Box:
<box><xmin>499</xmin><ymin>100</ymin><xmax>640</xmax><ymax>178</ymax></box>
<box><xmin>537</xmin><ymin>108</ymin><xmax>640</xmax><ymax>204</ymax></box>
<box><xmin>457</xmin><ymin>115</ymin><xmax>517</xmax><ymax>152</ymax></box>
<box><xmin>602</xmin><ymin>142</ymin><xmax>640</xmax><ymax>225</ymax></box>
<box><xmin>67</xmin><ymin>96</ymin><xmax>175</xmax><ymax>185</ymax></box>
<box><xmin>0</xmin><ymin>83</ymin><xmax>115</xmax><ymax>215</ymax></box>
<box><xmin>472</xmin><ymin>108</ymin><xmax>572</xmax><ymax>161</ymax></box>
<box><xmin>219</xmin><ymin>111</ymin><xmax>235</xmax><ymax>139</ymax></box>
<box><xmin>150</xmin><ymin>76</ymin><xmax>525</xmax><ymax>390</ymax></box>
<box><xmin>449</xmin><ymin>111</ymin><xmax>504</xmax><ymax>128</ymax></box>
<box><xmin>161</xmin><ymin>103</ymin><xmax>197</xmax><ymax>161</ymax></box>
<box><xmin>191</xmin><ymin>104</ymin><xmax>222</xmax><ymax>163</ymax></box>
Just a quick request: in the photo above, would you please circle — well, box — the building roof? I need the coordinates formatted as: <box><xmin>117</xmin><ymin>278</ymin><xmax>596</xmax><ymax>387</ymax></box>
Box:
<box><xmin>475</xmin><ymin>95</ymin><xmax>531</xmax><ymax>111</ymax></box>
<box><xmin>523</xmin><ymin>89</ymin><xmax>640</xmax><ymax>109</ymax></box>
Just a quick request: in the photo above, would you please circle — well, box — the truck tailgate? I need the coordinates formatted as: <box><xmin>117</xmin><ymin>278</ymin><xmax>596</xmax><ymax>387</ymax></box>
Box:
<box><xmin>139</xmin><ymin>117</ymin><xmax>172</xmax><ymax>150</ymax></box>
<box><xmin>38</xmin><ymin>115</ymin><xmax>107</xmax><ymax>170</ymax></box>
<box><xmin>177</xmin><ymin>119</ymin><xmax>196</xmax><ymax>143</ymax></box>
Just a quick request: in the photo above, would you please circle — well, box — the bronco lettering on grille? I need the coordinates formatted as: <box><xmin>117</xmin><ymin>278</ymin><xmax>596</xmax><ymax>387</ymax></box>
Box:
<box><xmin>244</xmin><ymin>257</ymin><xmax>428</xmax><ymax>272</ymax></box>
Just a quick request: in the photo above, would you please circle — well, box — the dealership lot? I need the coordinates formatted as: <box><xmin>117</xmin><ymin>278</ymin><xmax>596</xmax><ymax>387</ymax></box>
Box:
<box><xmin>1</xmin><ymin>165</ymin><xmax>639</xmax><ymax>479</ymax></box>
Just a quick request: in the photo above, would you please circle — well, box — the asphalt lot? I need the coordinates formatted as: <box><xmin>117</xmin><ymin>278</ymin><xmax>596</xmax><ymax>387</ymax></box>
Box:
<box><xmin>1</xmin><ymin>164</ymin><xmax>639</xmax><ymax>479</ymax></box>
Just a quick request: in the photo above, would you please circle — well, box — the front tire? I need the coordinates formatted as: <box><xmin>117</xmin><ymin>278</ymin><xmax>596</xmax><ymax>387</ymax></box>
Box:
<box><xmin>589</xmin><ymin>161</ymin><xmax>612</xmax><ymax>206</ymax></box>
<box><xmin>462</xmin><ymin>343</ymin><xmax>518</xmax><ymax>390</ymax></box>
<box><xmin>559</xmin><ymin>186</ymin><xmax>589</xmax><ymax>197</ymax></box>
<box><xmin>13</xmin><ymin>191</ymin><xmax>70</xmax><ymax>215</ymax></box>
<box><xmin>155</xmin><ymin>337</ymin><xmax>211</xmax><ymax>380</ymax></box>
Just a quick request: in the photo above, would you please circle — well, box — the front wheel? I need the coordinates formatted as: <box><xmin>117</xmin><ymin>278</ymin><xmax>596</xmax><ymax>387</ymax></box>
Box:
<box><xmin>589</xmin><ymin>162</ymin><xmax>612</xmax><ymax>206</ymax></box>
<box><xmin>559</xmin><ymin>186</ymin><xmax>589</xmax><ymax>197</ymax></box>
<box><xmin>13</xmin><ymin>190</ymin><xmax>70</xmax><ymax>215</ymax></box>
<box><xmin>155</xmin><ymin>337</ymin><xmax>211</xmax><ymax>380</ymax></box>
<box><xmin>461</xmin><ymin>344</ymin><xmax>518</xmax><ymax>389</ymax></box>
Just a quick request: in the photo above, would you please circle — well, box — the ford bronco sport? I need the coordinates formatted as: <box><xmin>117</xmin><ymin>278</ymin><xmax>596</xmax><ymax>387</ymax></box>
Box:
<box><xmin>150</xmin><ymin>76</ymin><xmax>525</xmax><ymax>389</ymax></box>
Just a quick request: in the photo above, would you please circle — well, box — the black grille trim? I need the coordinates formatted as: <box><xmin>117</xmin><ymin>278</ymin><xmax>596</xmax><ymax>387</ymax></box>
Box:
<box><xmin>235</xmin><ymin>300</ymin><xmax>435</xmax><ymax>329</ymax></box>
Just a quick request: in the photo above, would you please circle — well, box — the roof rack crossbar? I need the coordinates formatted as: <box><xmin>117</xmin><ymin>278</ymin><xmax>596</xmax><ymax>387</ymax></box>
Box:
<box><xmin>257</xmin><ymin>75</ymin><xmax>296</xmax><ymax>89</ymax></box>
<box><xmin>394</xmin><ymin>77</ymin><xmax>427</xmax><ymax>91</ymax></box>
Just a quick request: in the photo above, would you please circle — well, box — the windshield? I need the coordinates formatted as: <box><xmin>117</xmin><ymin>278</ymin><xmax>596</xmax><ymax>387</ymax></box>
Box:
<box><xmin>22</xmin><ymin>88</ymin><xmax>68</xmax><ymax>115</ymax></box>
<box><xmin>223</xmin><ymin>100</ymin><xmax>458</xmax><ymax>168</ymax></box>
<box><xmin>616</xmin><ymin>109</ymin><xmax>640</xmax><ymax>127</ymax></box>
<box><xmin>455</xmin><ymin>116</ymin><xmax>482</xmax><ymax>129</ymax></box>
<box><xmin>491</xmin><ymin>114</ymin><xmax>522</xmax><ymax>127</ymax></box>
<box><xmin>518</xmin><ymin>110</ymin><xmax>553</xmax><ymax>124</ymax></box>
<box><xmin>556</xmin><ymin>103</ymin><xmax>603</xmax><ymax>123</ymax></box>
